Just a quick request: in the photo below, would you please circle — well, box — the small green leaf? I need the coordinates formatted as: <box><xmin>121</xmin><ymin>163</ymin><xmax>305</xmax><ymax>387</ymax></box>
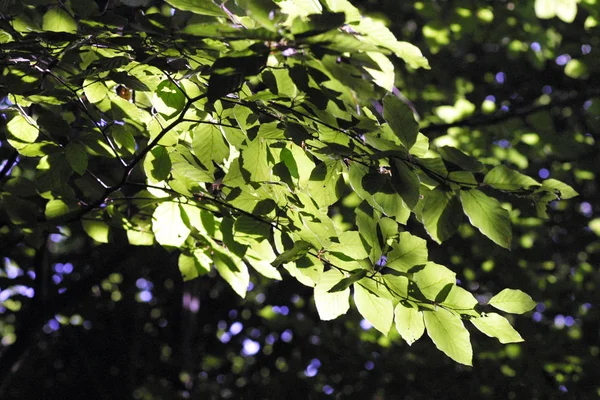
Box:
<box><xmin>42</xmin><ymin>7</ymin><xmax>77</xmax><ymax>33</ymax></box>
<box><xmin>394</xmin><ymin>303</ymin><xmax>425</xmax><ymax>345</ymax></box>
<box><xmin>541</xmin><ymin>179</ymin><xmax>578</xmax><ymax>199</ymax></box>
<box><xmin>438</xmin><ymin>146</ymin><xmax>483</xmax><ymax>172</ymax></box>
<box><xmin>193</xmin><ymin>124</ymin><xmax>230</xmax><ymax>167</ymax></box>
<box><xmin>152</xmin><ymin>202</ymin><xmax>190</xmax><ymax>247</ymax></box>
<box><xmin>441</xmin><ymin>286</ymin><xmax>479</xmax><ymax>316</ymax></box>
<box><xmin>83</xmin><ymin>79</ymin><xmax>108</xmax><ymax>103</ymax></box>
<box><xmin>65</xmin><ymin>143</ymin><xmax>88</xmax><ymax>175</ymax></box>
<box><xmin>471</xmin><ymin>313</ymin><xmax>524</xmax><ymax>344</ymax></box>
<box><xmin>488</xmin><ymin>289</ymin><xmax>536</xmax><ymax>314</ymax></box>
<box><xmin>328</xmin><ymin>231</ymin><xmax>369</xmax><ymax>260</ymax></box>
<box><xmin>242</xmin><ymin>138</ymin><xmax>272</xmax><ymax>182</ymax></box>
<box><xmin>153</xmin><ymin>80</ymin><xmax>186</xmax><ymax>118</ymax></box>
<box><xmin>3</xmin><ymin>195</ymin><xmax>38</xmax><ymax>225</ymax></box>
<box><xmin>386</xmin><ymin>232</ymin><xmax>428</xmax><ymax>272</ymax></box>
<box><xmin>271</xmin><ymin>240</ymin><xmax>313</xmax><ymax>267</ymax></box>
<box><xmin>383</xmin><ymin>94</ymin><xmax>419</xmax><ymax>150</ymax></box>
<box><xmin>413</xmin><ymin>262</ymin><xmax>456</xmax><ymax>300</ymax></box>
<box><xmin>460</xmin><ymin>189</ymin><xmax>512</xmax><ymax>249</ymax></box>
<box><xmin>45</xmin><ymin>199</ymin><xmax>78</xmax><ymax>220</ymax></box>
<box><xmin>314</xmin><ymin>269</ymin><xmax>351</xmax><ymax>320</ymax></box>
<box><xmin>424</xmin><ymin>308</ymin><xmax>472</xmax><ymax>366</ymax></box>
<box><xmin>144</xmin><ymin>146</ymin><xmax>172</xmax><ymax>182</ymax></box>
<box><xmin>354</xmin><ymin>283</ymin><xmax>394</xmax><ymax>335</ymax></box>
<box><xmin>214</xmin><ymin>250</ymin><xmax>249</xmax><ymax>299</ymax></box>
<box><xmin>328</xmin><ymin>269</ymin><xmax>368</xmax><ymax>293</ymax></box>
<box><xmin>389</xmin><ymin>159</ymin><xmax>420</xmax><ymax>209</ymax></box>
<box><xmin>422</xmin><ymin>187</ymin><xmax>462</xmax><ymax>243</ymax></box>
<box><xmin>7</xmin><ymin>116</ymin><xmax>39</xmax><ymax>149</ymax></box>
<box><xmin>82</xmin><ymin>220</ymin><xmax>110</xmax><ymax>243</ymax></box>
<box><xmin>179</xmin><ymin>250</ymin><xmax>211</xmax><ymax>281</ymax></box>
<box><xmin>484</xmin><ymin>165</ymin><xmax>540</xmax><ymax>191</ymax></box>
<box><xmin>307</xmin><ymin>160</ymin><xmax>344</xmax><ymax>208</ymax></box>
<box><xmin>165</xmin><ymin>0</ymin><xmax>225</xmax><ymax>16</ymax></box>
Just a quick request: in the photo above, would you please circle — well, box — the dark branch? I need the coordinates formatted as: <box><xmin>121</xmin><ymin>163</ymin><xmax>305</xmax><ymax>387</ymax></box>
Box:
<box><xmin>420</xmin><ymin>88</ymin><xmax>600</xmax><ymax>136</ymax></box>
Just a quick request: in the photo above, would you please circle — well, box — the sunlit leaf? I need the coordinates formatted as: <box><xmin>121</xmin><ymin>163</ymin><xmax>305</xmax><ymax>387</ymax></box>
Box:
<box><xmin>152</xmin><ymin>202</ymin><xmax>190</xmax><ymax>247</ymax></box>
<box><xmin>386</xmin><ymin>232</ymin><xmax>428</xmax><ymax>272</ymax></box>
<box><xmin>460</xmin><ymin>189</ymin><xmax>512</xmax><ymax>249</ymax></box>
<box><xmin>424</xmin><ymin>308</ymin><xmax>472</xmax><ymax>366</ymax></box>
<box><xmin>314</xmin><ymin>269</ymin><xmax>351</xmax><ymax>320</ymax></box>
<box><xmin>484</xmin><ymin>165</ymin><xmax>540</xmax><ymax>191</ymax></box>
<box><xmin>471</xmin><ymin>313</ymin><xmax>524</xmax><ymax>344</ymax></box>
<box><xmin>488</xmin><ymin>289</ymin><xmax>536</xmax><ymax>314</ymax></box>
<box><xmin>395</xmin><ymin>303</ymin><xmax>425</xmax><ymax>345</ymax></box>
<box><xmin>354</xmin><ymin>283</ymin><xmax>394</xmax><ymax>335</ymax></box>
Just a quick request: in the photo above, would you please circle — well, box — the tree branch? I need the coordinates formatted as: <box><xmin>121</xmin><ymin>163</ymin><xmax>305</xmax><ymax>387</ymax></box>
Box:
<box><xmin>420</xmin><ymin>88</ymin><xmax>600</xmax><ymax>136</ymax></box>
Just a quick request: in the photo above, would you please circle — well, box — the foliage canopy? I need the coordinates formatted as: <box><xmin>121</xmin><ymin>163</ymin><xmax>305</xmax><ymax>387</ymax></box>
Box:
<box><xmin>2</xmin><ymin>0</ymin><xmax>598</xmax><ymax>397</ymax></box>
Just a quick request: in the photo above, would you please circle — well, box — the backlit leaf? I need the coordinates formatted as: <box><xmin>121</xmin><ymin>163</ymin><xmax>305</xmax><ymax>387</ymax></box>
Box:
<box><xmin>152</xmin><ymin>202</ymin><xmax>190</xmax><ymax>247</ymax></box>
<box><xmin>460</xmin><ymin>189</ymin><xmax>512</xmax><ymax>249</ymax></box>
<box><xmin>488</xmin><ymin>289</ymin><xmax>536</xmax><ymax>314</ymax></box>
<box><xmin>354</xmin><ymin>283</ymin><xmax>394</xmax><ymax>335</ymax></box>
<box><xmin>314</xmin><ymin>269</ymin><xmax>351</xmax><ymax>320</ymax></box>
<box><xmin>395</xmin><ymin>303</ymin><xmax>425</xmax><ymax>345</ymax></box>
<box><xmin>471</xmin><ymin>313</ymin><xmax>524</xmax><ymax>344</ymax></box>
<box><xmin>424</xmin><ymin>308</ymin><xmax>473</xmax><ymax>366</ymax></box>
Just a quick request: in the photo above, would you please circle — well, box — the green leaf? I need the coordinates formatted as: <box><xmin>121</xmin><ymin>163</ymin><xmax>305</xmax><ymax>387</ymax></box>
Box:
<box><xmin>413</xmin><ymin>262</ymin><xmax>456</xmax><ymax>300</ymax></box>
<box><xmin>65</xmin><ymin>143</ymin><xmax>88</xmax><ymax>175</ymax></box>
<box><xmin>214</xmin><ymin>250</ymin><xmax>250</xmax><ymax>299</ymax></box>
<box><xmin>437</xmin><ymin>146</ymin><xmax>483</xmax><ymax>172</ymax></box>
<box><xmin>471</xmin><ymin>313</ymin><xmax>524</xmax><ymax>344</ymax></box>
<box><xmin>383</xmin><ymin>94</ymin><xmax>419</xmax><ymax>150</ymax></box>
<box><xmin>328</xmin><ymin>269</ymin><xmax>368</xmax><ymax>293</ymax></box>
<box><xmin>179</xmin><ymin>250</ymin><xmax>211</xmax><ymax>281</ymax></box>
<box><xmin>460</xmin><ymin>189</ymin><xmax>512</xmax><ymax>249</ymax></box>
<box><xmin>82</xmin><ymin>220</ymin><xmax>110</xmax><ymax>243</ymax></box>
<box><xmin>153</xmin><ymin>80</ymin><xmax>186</xmax><ymax>118</ymax></box>
<box><xmin>7</xmin><ymin>115</ymin><xmax>39</xmax><ymax>149</ymax></box>
<box><xmin>42</xmin><ymin>7</ymin><xmax>77</xmax><ymax>33</ymax></box>
<box><xmin>484</xmin><ymin>165</ymin><xmax>540</xmax><ymax>191</ymax></box>
<box><xmin>386</xmin><ymin>232</ymin><xmax>428</xmax><ymax>272</ymax></box>
<box><xmin>242</xmin><ymin>137</ymin><xmax>272</xmax><ymax>182</ymax></box>
<box><xmin>327</xmin><ymin>231</ymin><xmax>369</xmax><ymax>260</ymax></box>
<box><xmin>45</xmin><ymin>199</ymin><xmax>78</xmax><ymax>220</ymax></box>
<box><xmin>83</xmin><ymin>79</ymin><xmax>108</xmax><ymax>103</ymax></box>
<box><xmin>165</xmin><ymin>0</ymin><xmax>225</xmax><ymax>16</ymax></box>
<box><xmin>353</xmin><ymin>283</ymin><xmax>394</xmax><ymax>335</ymax></box>
<box><xmin>314</xmin><ymin>269</ymin><xmax>351</xmax><ymax>320</ymax></box>
<box><xmin>540</xmin><ymin>179</ymin><xmax>578</xmax><ymax>199</ymax></box>
<box><xmin>307</xmin><ymin>160</ymin><xmax>344</xmax><ymax>208</ymax></box>
<box><xmin>422</xmin><ymin>187</ymin><xmax>462</xmax><ymax>243</ymax></box>
<box><xmin>271</xmin><ymin>240</ymin><xmax>313</xmax><ymax>267</ymax></box>
<box><xmin>152</xmin><ymin>202</ymin><xmax>190</xmax><ymax>247</ymax></box>
<box><xmin>234</xmin><ymin>215</ymin><xmax>270</xmax><ymax>243</ymax></box>
<box><xmin>488</xmin><ymin>289</ymin><xmax>536</xmax><ymax>314</ymax></box>
<box><xmin>3</xmin><ymin>195</ymin><xmax>38</xmax><ymax>225</ymax></box>
<box><xmin>442</xmin><ymin>286</ymin><xmax>479</xmax><ymax>317</ymax></box>
<box><xmin>237</xmin><ymin>0</ymin><xmax>281</xmax><ymax>31</ymax></box>
<box><xmin>245</xmin><ymin>239</ymin><xmax>282</xmax><ymax>280</ymax></box>
<box><xmin>389</xmin><ymin>159</ymin><xmax>420</xmax><ymax>209</ymax></box>
<box><xmin>144</xmin><ymin>146</ymin><xmax>172</xmax><ymax>182</ymax></box>
<box><xmin>424</xmin><ymin>308</ymin><xmax>473</xmax><ymax>366</ymax></box>
<box><xmin>394</xmin><ymin>303</ymin><xmax>425</xmax><ymax>345</ymax></box>
<box><xmin>193</xmin><ymin>124</ymin><xmax>230</xmax><ymax>167</ymax></box>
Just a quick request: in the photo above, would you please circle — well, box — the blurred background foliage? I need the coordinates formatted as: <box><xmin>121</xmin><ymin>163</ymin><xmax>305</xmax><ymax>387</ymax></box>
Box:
<box><xmin>1</xmin><ymin>0</ymin><xmax>599</xmax><ymax>399</ymax></box>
